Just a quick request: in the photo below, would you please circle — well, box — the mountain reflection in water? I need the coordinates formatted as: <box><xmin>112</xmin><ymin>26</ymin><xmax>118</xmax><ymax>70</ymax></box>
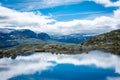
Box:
<box><xmin>0</xmin><ymin>50</ymin><xmax>120</xmax><ymax>80</ymax></box>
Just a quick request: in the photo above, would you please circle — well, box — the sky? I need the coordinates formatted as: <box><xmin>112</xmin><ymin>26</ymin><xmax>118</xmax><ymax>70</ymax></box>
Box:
<box><xmin>0</xmin><ymin>0</ymin><xmax>120</xmax><ymax>35</ymax></box>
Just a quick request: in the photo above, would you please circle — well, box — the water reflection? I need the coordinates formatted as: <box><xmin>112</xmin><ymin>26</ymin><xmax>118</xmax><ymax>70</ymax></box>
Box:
<box><xmin>0</xmin><ymin>50</ymin><xmax>120</xmax><ymax>80</ymax></box>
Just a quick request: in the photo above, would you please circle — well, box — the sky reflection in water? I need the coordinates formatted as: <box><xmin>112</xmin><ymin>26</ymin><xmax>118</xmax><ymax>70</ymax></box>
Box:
<box><xmin>0</xmin><ymin>50</ymin><xmax>120</xmax><ymax>80</ymax></box>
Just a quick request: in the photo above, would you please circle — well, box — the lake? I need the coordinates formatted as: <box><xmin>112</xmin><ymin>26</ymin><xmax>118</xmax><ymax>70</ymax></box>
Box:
<box><xmin>0</xmin><ymin>50</ymin><xmax>120</xmax><ymax>80</ymax></box>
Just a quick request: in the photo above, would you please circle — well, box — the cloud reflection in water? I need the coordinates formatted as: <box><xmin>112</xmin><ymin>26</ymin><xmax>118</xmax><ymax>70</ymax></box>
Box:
<box><xmin>0</xmin><ymin>50</ymin><xmax>120</xmax><ymax>80</ymax></box>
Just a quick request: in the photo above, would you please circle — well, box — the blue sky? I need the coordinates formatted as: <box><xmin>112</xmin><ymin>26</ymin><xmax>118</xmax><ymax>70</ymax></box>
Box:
<box><xmin>39</xmin><ymin>1</ymin><xmax>117</xmax><ymax>21</ymax></box>
<box><xmin>0</xmin><ymin>0</ymin><xmax>120</xmax><ymax>34</ymax></box>
<box><xmin>0</xmin><ymin>0</ymin><xmax>118</xmax><ymax>21</ymax></box>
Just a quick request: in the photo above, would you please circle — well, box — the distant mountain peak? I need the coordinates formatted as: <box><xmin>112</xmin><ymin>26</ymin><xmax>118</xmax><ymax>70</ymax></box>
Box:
<box><xmin>0</xmin><ymin>28</ymin><xmax>15</xmax><ymax>33</ymax></box>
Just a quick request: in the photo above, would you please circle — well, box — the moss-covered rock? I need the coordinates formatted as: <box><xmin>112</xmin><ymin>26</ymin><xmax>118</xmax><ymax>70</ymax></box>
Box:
<box><xmin>82</xmin><ymin>29</ymin><xmax>120</xmax><ymax>54</ymax></box>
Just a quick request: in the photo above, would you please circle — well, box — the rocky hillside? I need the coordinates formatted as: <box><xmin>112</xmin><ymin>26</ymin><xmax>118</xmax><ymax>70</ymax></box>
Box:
<box><xmin>0</xmin><ymin>28</ymin><xmax>92</xmax><ymax>48</ymax></box>
<box><xmin>0</xmin><ymin>29</ymin><xmax>50</xmax><ymax>48</ymax></box>
<box><xmin>82</xmin><ymin>29</ymin><xmax>120</xmax><ymax>54</ymax></box>
<box><xmin>0</xmin><ymin>29</ymin><xmax>120</xmax><ymax>59</ymax></box>
<box><xmin>50</xmin><ymin>33</ymin><xmax>92</xmax><ymax>44</ymax></box>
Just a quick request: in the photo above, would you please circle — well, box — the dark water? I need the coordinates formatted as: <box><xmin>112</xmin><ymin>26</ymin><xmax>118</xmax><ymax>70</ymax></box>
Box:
<box><xmin>0</xmin><ymin>50</ymin><xmax>120</xmax><ymax>80</ymax></box>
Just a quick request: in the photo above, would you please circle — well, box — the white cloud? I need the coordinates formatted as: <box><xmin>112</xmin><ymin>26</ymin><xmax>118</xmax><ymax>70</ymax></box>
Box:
<box><xmin>43</xmin><ymin>0</ymin><xmax>120</xmax><ymax>8</ymax></box>
<box><xmin>0</xmin><ymin>50</ymin><xmax>120</xmax><ymax>80</ymax></box>
<box><xmin>1</xmin><ymin>0</ymin><xmax>84</xmax><ymax>11</ymax></box>
<box><xmin>0</xmin><ymin>5</ymin><xmax>120</xmax><ymax>34</ymax></box>
<box><xmin>36</xmin><ymin>0</ymin><xmax>120</xmax><ymax>8</ymax></box>
<box><xmin>53</xmin><ymin>11</ymin><xmax>104</xmax><ymax>18</ymax></box>
<box><xmin>41</xmin><ymin>0</ymin><xmax>84</xmax><ymax>8</ymax></box>
<box><xmin>107</xmin><ymin>77</ymin><xmax>120</xmax><ymax>80</ymax></box>
<box><xmin>0</xmin><ymin>5</ymin><xmax>55</xmax><ymax>32</ymax></box>
<box><xmin>39</xmin><ymin>10</ymin><xmax>120</xmax><ymax>34</ymax></box>
<box><xmin>90</xmin><ymin>0</ymin><xmax>120</xmax><ymax>7</ymax></box>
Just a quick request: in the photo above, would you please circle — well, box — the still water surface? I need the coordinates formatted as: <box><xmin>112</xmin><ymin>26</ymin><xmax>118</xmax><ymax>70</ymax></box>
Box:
<box><xmin>0</xmin><ymin>50</ymin><xmax>120</xmax><ymax>80</ymax></box>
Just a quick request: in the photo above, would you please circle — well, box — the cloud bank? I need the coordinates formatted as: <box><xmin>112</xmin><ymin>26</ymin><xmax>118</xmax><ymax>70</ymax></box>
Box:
<box><xmin>0</xmin><ymin>6</ymin><xmax>119</xmax><ymax>34</ymax></box>
<box><xmin>0</xmin><ymin>6</ymin><xmax>55</xmax><ymax>32</ymax></box>
<box><xmin>0</xmin><ymin>0</ymin><xmax>120</xmax><ymax>34</ymax></box>
<box><xmin>91</xmin><ymin>0</ymin><xmax>120</xmax><ymax>7</ymax></box>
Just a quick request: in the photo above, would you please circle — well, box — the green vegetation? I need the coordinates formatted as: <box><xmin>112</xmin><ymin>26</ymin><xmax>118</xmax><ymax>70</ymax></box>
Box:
<box><xmin>0</xmin><ymin>29</ymin><xmax>120</xmax><ymax>59</ymax></box>
<box><xmin>0</xmin><ymin>43</ymin><xmax>91</xmax><ymax>59</ymax></box>
<box><xmin>82</xmin><ymin>29</ymin><xmax>120</xmax><ymax>55</ymax></box>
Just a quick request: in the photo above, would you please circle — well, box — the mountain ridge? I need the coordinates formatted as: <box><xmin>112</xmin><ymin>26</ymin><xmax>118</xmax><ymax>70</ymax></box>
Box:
<box><xmin>0</xmin><ymin>28</ymin><xmax>92</xmax><ymax>48</ymax></box>
<box><xmin>82</xmin><ymin>29</ymin><xmax>120</xmax><ymax>54</ymax></box>
<box><xmin>0</xmin><ymin>29</ymin><xmax>120</xmax><ymax>59</ymax></box>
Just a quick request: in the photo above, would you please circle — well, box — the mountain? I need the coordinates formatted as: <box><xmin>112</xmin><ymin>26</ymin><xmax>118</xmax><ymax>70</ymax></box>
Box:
<box><xmin>2</xmin><ymin>28</ymin><xmax>119</xmax><ymax>55</ymax></box>
<box><xmin>37</xmin><ymin>33</ymin><xmax>50</xmax><ymax>40</ymax></box>
<box><xmin>82</xmin><ymin>29</ymin><xmax>120</xmax><ymax>54</ymax></box>
<box><xmin>0</xmin><ymin>29</ymin><xmax>120</xmax><ymax>58</ymax></box>
<box><xmin>0</xmin><ymin>28</ymin><xmax>14</xmax><ymax>33</ymax></box>
<box><xmin>0</xmin><ymin>28</ymin><xmax>93</xmax><ymax>48</ymax></box>
<box><xmin>0</xmin><ymin>28</ymin><xmax>51</xmax><ymax>48</ymax></box>
<box><xmin>50</xmin><ymin>33</ymin><xmax>92</xmax><ymax>44</ymax></box>
<box><xmin>10</xmin><ymin>29</ymin><xmax>37</xmax><ymax>39</ymax></box>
